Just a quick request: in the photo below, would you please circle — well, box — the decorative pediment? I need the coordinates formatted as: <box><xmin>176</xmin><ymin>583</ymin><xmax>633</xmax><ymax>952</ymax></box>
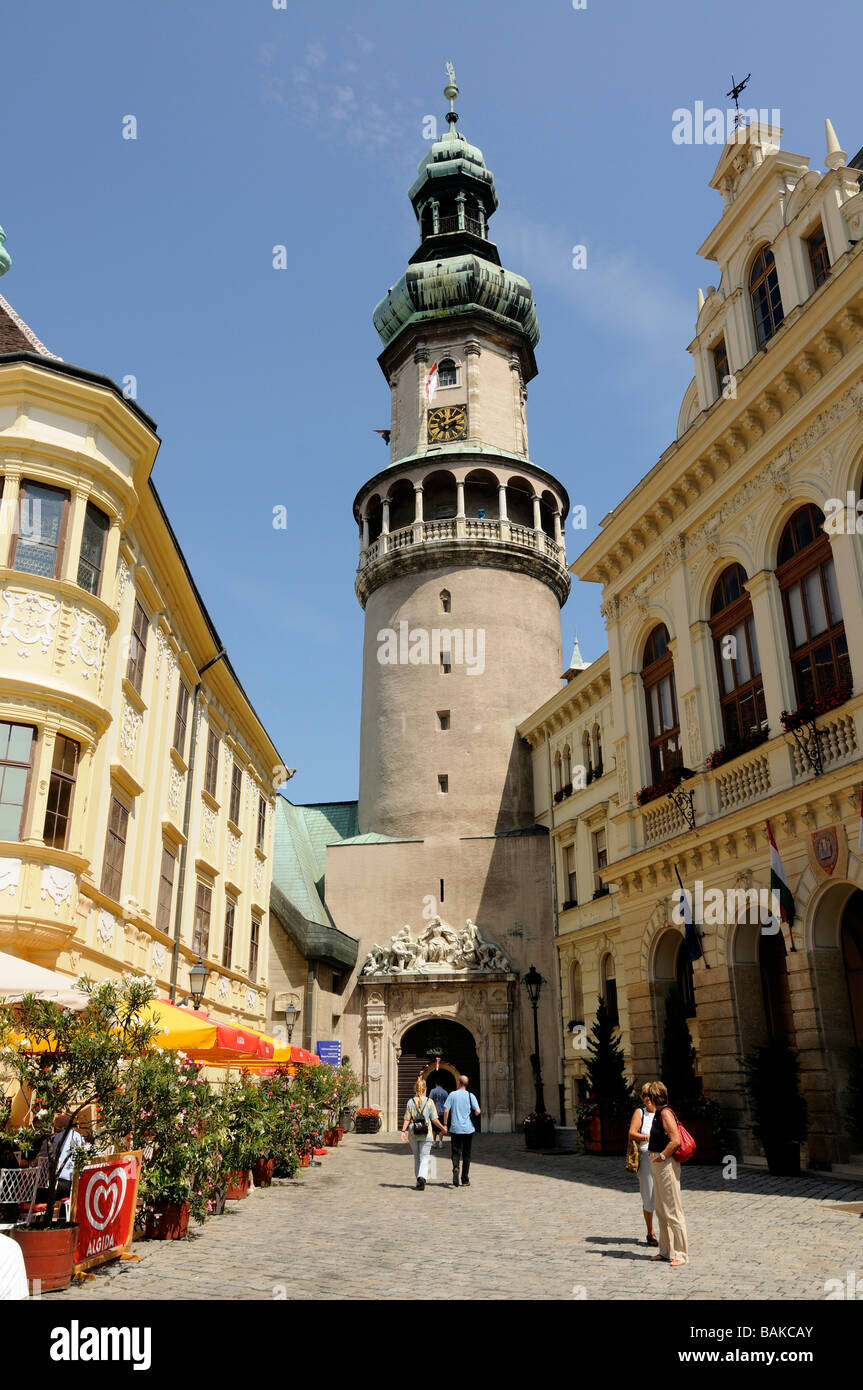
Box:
<box><xmin>360</xmin><ymin>917</ymin><xmax>511</xmax><ymax>976</ymax></box>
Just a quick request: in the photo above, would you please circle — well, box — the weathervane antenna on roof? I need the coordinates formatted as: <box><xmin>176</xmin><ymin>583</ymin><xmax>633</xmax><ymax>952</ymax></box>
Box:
<box><xmin>726</xmin><ymin>72</ymin><xmax>752</xmax><ymax>129</ymax></box>
<box><xmin>444</xmin><ymin>60</ymin><xmax>459</xmax><ymax>128</ymax></box>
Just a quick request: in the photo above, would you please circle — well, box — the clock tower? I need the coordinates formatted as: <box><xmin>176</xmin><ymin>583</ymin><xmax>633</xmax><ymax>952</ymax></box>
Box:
<box><xmin>326</xmin><ymin>75</ymin><xmax>572</xmax><ymax>1130</ymax></box>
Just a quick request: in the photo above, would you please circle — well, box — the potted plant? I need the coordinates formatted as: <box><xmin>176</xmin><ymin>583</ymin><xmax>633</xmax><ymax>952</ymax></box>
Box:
<box><xmin>354</xmin><ymin>1107</ymin><xmax>382</xmax><ymax>1134</ymax></box>
<box><xmin>741</xmin><ymin>1037</ymin><xmax>808</xmax><ymax>1175</ymax></box>
<box><xmin>0</xmin><ymin>975</ymin><xmax>158</xmax><ymax>1287</ymax></box>
<box><xmin>574</xmin><ymin>999</ymin><xmax>635</xmax><ymax>1154</ymax></box>
<box><xmin>522</xmin><ymin>1111</ymin><xmax>556</xmax><ymax>1149</ymax></box>
<box><xmin>221</xmin><ymin>1076</ymin><xmax>266</xmax><ymax>1198</ymax></box>
<box><xmin>98</xmin><ymin>1048</ymin><xmax>218</xmax><ymax>1237</ymax></box>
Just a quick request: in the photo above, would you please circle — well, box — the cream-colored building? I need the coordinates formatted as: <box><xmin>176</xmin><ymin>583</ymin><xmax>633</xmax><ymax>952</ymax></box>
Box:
<box><xmin>0</xmin><ymin>290</ymin><xmax>283</xmax><ymax>1027</ymax></box>
<box><xmin>522</xmin><ymin>120</ymin><xmax>863</xmax><ymax>1170</ymax></box>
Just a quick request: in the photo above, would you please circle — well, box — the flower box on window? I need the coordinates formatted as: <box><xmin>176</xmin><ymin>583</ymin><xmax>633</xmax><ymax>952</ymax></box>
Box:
<box><xmin>780</xmin><ymin>682</ymin><xmax>852</xmax><ymax>733</ymax></box>
<box><xmin>553</xmin><ymin>790</ymin><xmax>565</xmax><ymax>804</ymax></box>
<box><xmin>635</xmin><ymin>765</ymin><xmax>688</xmax><ymax>806</ymax></box>
<box><xmin>705</xmin><ymin>725</ymin><xmax>770</xmax><ymax>770</ymax></box>
<box><xmin>562</xmin><ymin>782</ymin><xmax>573</xmax><ymax>798</ymax></box>
<box><xmin>560</xmin><ymin>899</ymin><xmax>577</xmax><ymax>912</ymax></box>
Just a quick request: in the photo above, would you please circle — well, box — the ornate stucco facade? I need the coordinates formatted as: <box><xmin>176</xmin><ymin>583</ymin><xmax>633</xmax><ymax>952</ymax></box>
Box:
<box><xmin>521</xmin><ymin>120</ymin><xmax>863</xmax><ymax>1170</ymax></box>
<box><xmin>0</xmin><ymin>297</ymin><xmax>284</xmax><ymax>1028</ymax></box>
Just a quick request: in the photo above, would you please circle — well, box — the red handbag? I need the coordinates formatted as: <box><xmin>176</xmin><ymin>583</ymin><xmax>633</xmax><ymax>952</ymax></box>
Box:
<box><xmin>662</xmin><ymin>1107</ymin><xmax>696</xmax><ymax>1163</ymax></box>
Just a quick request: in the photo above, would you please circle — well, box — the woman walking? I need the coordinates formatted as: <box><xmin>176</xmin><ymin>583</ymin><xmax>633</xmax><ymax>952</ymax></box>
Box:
<box><xmin>628</xmin><ymin>1084</ymin><xmax>657</xmax><ymax>1246</ymax></box>
<box><xmin>401</xmin><ymin>1077</ymin><xmax>444</xmax><ymax>1190</ymax></box>
<box><xmin>646</xmin><ymin>1080</ymin><xmax>689</xmax><ymax>1266</ymax></box>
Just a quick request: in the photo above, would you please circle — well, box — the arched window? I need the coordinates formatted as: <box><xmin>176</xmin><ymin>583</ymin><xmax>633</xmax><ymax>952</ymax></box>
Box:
<box><xmin>777</xmin><ymin>504</ymin><xmax>850</xmax><ymax>705</ymax></box>
<box><xmin>553</xmin><ymin>751</ymin><xmax>562</xmax><ymax>796</ymax></box>
<box><xmin>601</xmin><ymin>953</ymin><xmax>619</xmax><ymax>1027</ymax></box>
<box><xmin>592</xmin><ymin>725</ymin><xmax>603</xmax><ymax>777</ymax></box>
<box><xmin>641</xmin><ymin>624</ymin><xmax>681</xmax><ymax>782</ymax></box>
<box><xmin>387</xmin><ymin>478</ymin><xmax>415</xmax><ymax>533</ymax></box>
<box><xmin>709</xmin><ymin>563</ymin><xmax>767</xmax><ymax>744</ymax></box>
<box><xmin>749</xmin><ymin>246</ymin><xmax>785</xmax><ymax>348</ymax></box>
<box><xmin>562</xmin><ymin>744</ymin><xmax>572</xmax><ymax>789</ymax></box>
<box><xmin>438</xmin><ymin>357</ymin><xmax>457</xmax><ymax>387</ymax></box>
<box><xmin>366</xmin><ymin>495</ymin><xmax>383</xmax><ymax>545</ymax></box>
<box><xmin>676</xmin><ymin>939</ymin><xmax>696</xmax><ymax>1018</ymax></box>
<box><xmin>439</xmin><ymin>588</ymin><xmax>451</xmax><ymax>614</ymax></box>
<box><xmin>581</xmin><ymin>731</ymin><xmax>592</xmax><ymax>782</ymax></box>
<box><xmin>570</xmin><ymin>961</ymin><xmax>584</xmax><ymax>1025</ymax></box>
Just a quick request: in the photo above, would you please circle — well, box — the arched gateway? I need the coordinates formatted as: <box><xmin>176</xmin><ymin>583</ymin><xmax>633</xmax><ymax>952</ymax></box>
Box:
<box><xmin>359</xmin><ymin>918</ymin><xmax>515</xmax><ymax>1132</ymax></box>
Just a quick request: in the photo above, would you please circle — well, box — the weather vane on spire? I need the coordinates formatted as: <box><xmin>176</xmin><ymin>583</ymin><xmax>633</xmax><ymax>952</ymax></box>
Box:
<box><xmin>444</xmin><ymin>61</ymin><xmax>459</xmax><ymax>127</ymax></box>
<box><xmin>727</xmin><ymin>72</ymin><xmax>751</xmax><ymax>129</ymax></box>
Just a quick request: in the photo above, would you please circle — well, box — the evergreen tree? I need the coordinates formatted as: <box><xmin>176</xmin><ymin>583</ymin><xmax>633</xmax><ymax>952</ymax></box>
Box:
<box><xmin>584</xmin><ymin>997</ymin><xmax>634</xmax><ymax>1116</ymax></box>
<box><xmin>660</xmin><ymin>983</ymin><xmax>700</xmax><ymax>1110</ymax></box>
<box><xmin>846</xmin><ymin>1044</ymin><xmax>863</xmax><ymax>1148</ymax></box>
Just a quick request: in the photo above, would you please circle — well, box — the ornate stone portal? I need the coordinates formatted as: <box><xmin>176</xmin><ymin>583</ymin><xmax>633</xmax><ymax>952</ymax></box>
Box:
<box><xmin>360</xmin><ymin>918</ymin><xmax>516</xmax><ymax>1132</ymax></box>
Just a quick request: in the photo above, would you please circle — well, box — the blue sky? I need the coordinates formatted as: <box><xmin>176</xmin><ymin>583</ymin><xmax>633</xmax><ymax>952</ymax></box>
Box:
<box><xmin>2</xmin><ymin>0</ymin><xmax>860</xmax><ymax>800</ymax></box>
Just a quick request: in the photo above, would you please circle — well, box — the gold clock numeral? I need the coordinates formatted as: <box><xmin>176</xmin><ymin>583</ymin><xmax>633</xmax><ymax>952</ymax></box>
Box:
<box><xmin>428</xmin><ymin>405</ymin><xmax>467</xmax><ymax>442</ymax></box>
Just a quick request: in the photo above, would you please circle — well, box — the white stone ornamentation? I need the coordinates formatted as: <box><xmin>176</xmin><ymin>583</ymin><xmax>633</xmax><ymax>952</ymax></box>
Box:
<box><xmin>168</xmin><ymin>766</ymin><xmax>183</xmax><ymax>812</ymax></box>
<box><xmin>40</xmin><ymin>865</ymin><xmax>76</xmax><ymax>915</ymax></box>
<box><xmin>254</xmin><ymin>856</ymin><xmax>265</xmax><ymax>894</ymax></box>
<box><xmin>227</xmin><ymin>832</ymin><xmax>240</xmax><ymax>870</ymax></box>
<box><xmin>115</xmin><ymin>557</ymin><xmax>130</xmax><ymax>612</ymax></box>
<box><xmin>246</xmin><ymin>987</ymin><xmax>257</xmax><ymax>1011</ymax></box>
<box><xmin>201</xmin><ymin>805</ymin><xmax>216</xmax><ymax>847</ymax></box>
<box><xmin>152</xmin><ymin>942</ymin><xmax>166</xmax><ymax>970</ymax></box>
<box><xmin>0</xmin><ymin>857</ymin><xmax>22</xmax><ymax>896</ymax></box>
<box><xmin>97</xmin><ymin>910</ymin><xmax>116</xmax><ymax>945</ymax></box>
<box><xmin>0</xmin><ymin>589</ymin><xmax>60</xmax><ymax>658</ymax></box>
<box><xmin>219</xmin><ymin>976</ymin><xmax>230</xmax><ymax>1000</ymax></box>
<box><xmin>69</xmin><ymin>609</ymin><xmax>106</xmax><ymax>680</ymax></box>
<box><xmin>360</xmin><ymin>918</ymin><xmax>511</xmax><ymax>976</ymax></box>
<box><xmin>120</xmin><ymin>701</ymin><xmax>142</xmax><ymax>756</ymax></box>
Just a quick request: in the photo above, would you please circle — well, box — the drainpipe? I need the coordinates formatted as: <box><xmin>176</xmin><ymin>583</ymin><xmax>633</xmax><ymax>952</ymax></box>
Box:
<box><xmin>546</xmin><ymin>733</ymin><xmax>568</xmax><ymax>1126</ymax></box>
<box><xmin>169</xmin><ymin>648</ymin><xmax>228</xmax><ymax>1002</ymax></box>
<box><xmin>304</xmin><ymin>962</ymin><xmax>317</xmax><ymax>1053</ymax></box>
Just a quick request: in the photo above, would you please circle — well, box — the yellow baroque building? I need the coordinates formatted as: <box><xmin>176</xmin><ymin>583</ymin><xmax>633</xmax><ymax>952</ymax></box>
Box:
<box><xmin>521</xmin><ymin>120</ymin><xmax>863</xmax><ymax>1171</ymax></box>
<box><xmin>0</xmin><ymin>292</ymin><xmax>284</xmax><ymax>1027</ymax></box>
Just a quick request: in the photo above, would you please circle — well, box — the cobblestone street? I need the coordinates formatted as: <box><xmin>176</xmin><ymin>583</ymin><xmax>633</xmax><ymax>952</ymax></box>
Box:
<box><xmin>45</xmin><ymin>1134</ymin><xmax>863</xmax><ymax>1302</ymax></box>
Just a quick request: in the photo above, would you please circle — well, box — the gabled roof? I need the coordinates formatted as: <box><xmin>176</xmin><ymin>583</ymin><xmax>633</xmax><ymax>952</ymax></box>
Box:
<box><xmin>0</xmin><ymin>294</ymin><xmax>60</xmax><ymax>359</ymax></box>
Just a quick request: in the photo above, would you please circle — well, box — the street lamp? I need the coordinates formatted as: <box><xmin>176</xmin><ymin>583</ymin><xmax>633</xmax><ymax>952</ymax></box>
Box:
<box><xmin>284</xmin><ymin>1000</ymin><xmax>299</xmax><ymax>1043</ymax></box>
<box><xmin>188</xmin><ymin>957</ymin><xmax>209</xmax><ymax>1009</ymax></box>
<box><xmin>523</xmin><ymin>964</ymin><xmax>547</xmax><ymax>1115</ymax></box>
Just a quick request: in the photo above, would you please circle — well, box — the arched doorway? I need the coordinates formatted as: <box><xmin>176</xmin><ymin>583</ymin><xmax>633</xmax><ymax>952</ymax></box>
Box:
<box><xmin>397</xmin><ymin>1019</ymin><xmax>481</xmax><ymax>1128</ymax></box>
<box><xmin>841</xmin><ymin>888</ymin><xmax>863</xmax><ymax>1042</ymax></box>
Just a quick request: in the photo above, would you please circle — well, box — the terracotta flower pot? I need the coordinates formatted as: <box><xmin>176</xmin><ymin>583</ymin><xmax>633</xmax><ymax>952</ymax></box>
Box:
<box><xmin>226</xmin><ymin>1171</ymin><xmax>249</xmax><ymax>1200</ymax></box>
<box><xmin>299</xmin><ymin>1150</ymin><xmax>311</xmax><ymax>1168</ymax></box>
<box><xmin>144</xmin><ymin>1203</ymin><xmax>190</xmax><ymax>1240</ymax></box>
<box><xmin>334</xmin><ymin>1126</ymin><xmax>345</xmax><ymax>1142</ymax></box>
<box><xmin>583</xmin><ymin>1113</ymin><xmax>629</xmax><ymax>1155</ymax></box>
<box><xmin>684</xmin><ymin>1116</ymin><xmax>720</xmax><ymax>1164</ymax></box>
<box><xmin>11</xmin><ymin>1222</ymin><xmax>79</xmax><ymax>1293</ymax></box>
<box><xmin>253</xmin><ymin>1157</ymin><xmax>275</xmax><ymax>1187</ymax></box>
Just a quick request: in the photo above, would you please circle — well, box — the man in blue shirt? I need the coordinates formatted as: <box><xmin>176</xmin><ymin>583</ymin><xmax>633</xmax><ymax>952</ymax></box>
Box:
<box><xmin>429</xmin><ymin>1081</ymin><xmax>449</xmax><ymax>1148</ymax></box>
<box><xmin>443</xmin><ymin>1076</ymin><xmax>481</xmax><ymax>1187</ymax></box>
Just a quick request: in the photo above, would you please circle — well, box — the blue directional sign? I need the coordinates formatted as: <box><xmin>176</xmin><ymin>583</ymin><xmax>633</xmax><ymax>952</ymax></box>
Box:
<box><xmin>317</xmin><ymin>1040</ymin><xmax>342</xmax><ymax>1067</ymax></box>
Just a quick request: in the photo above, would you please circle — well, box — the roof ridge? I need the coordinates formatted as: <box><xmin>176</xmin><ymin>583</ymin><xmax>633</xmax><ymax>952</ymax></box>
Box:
<box><xmin>0</xmin><ymin>293</ymin><xmax>61</xmax><ymax>360</ymax></box>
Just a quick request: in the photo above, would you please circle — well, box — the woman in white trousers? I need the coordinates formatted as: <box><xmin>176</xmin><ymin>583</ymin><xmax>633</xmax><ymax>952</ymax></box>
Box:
<box><xmin>628</xmin><ymin>1084</ymin><xmax>658</xmax><ymax>1246</ymax></box>
<box><xmin>401</xmin><ymin>1077</ymin><xmax>444</xmax><ymax>1190</ymax></box>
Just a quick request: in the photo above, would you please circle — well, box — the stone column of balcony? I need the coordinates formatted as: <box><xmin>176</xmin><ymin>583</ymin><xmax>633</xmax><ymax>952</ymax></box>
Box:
<box><xmin>456</xmin><ymin>478</ymin><xmax>466</xmax><ymax>539</ymax></box>
<box><xmin>361</xmin><ymin>514</ymin><xmax>369</xmax><ymax>550</ymax></box>
<box><xmin>497</xmin><ymin>482</ymin><xmax>510</xmax><ymax>542</ymax></box>
<box><xmin>412</xmin><ymin>482</ymin><xmax>424</xmax><ymax>542</ymax></box>
<box><xmin>531</xmin><ymin>493</ymin><xmax>541</xmax><ymax>537</ymax></box>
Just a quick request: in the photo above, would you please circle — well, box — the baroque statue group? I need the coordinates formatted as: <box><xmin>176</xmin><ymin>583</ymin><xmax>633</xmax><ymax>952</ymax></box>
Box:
<box><xmin>360</xmin><ymin>917</ymin><xmax>511</xmax><ymax>975</ymax></box>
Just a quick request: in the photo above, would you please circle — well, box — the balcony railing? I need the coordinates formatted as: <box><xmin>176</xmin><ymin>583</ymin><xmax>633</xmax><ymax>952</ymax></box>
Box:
<box><xmin>358</xmin><ymin>520</ymin><xmax>566</xmax><ymax>570</ymax></box>
<box><xmin>435</xmin><ymin>215</ymin><xmax>484</xmax><ymax>237</ymax></box>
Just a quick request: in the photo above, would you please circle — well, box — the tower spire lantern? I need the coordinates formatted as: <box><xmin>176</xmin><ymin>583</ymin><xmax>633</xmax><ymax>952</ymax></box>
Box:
<box><xmin>444</xmin><ymin>60</ymin><xmax>459</xmax><ymax>128</ymax></box>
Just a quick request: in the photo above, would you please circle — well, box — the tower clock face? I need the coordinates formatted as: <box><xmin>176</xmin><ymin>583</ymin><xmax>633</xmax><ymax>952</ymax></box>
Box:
<box><xmin>427</xmin><ymin>404</ymin><xmax>468</xmax><ymax>443</ymax></box>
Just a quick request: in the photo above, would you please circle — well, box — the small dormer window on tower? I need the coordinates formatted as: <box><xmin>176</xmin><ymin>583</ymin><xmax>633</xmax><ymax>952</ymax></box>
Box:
<box><xmin>438</xmin><ymin>358</ymin><xmax>457</xmax><ymax>387</ymax></box>
<box><xmin>749</xmin><ymin>246</ymin><xmax>785</xmax><ymax>348</ymax></box>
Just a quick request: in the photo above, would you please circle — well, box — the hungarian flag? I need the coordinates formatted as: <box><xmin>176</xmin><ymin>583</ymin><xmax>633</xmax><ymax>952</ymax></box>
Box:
<box><xmin>766</xmin><ymin>820</ymin><xmax>795</xmax><ymax>926</ymax></box>
<box><xmin>425</xmin><ymin>361</ymin><xmax>439</xmax><ymax>406</ymax></box>
<box><xmin>858</xmin><ymin>786</ymin><xmax>863</xmax><ymax>851</ymax></box>
<box><xmin>374</xmin><ymin>429</ymin><xmax>391</xmax><ymax>445</ymax></box>
<box><xmin>675</xmin><ymin>865</ymin><xmax>705</xmax><ymax>966</ymax></box>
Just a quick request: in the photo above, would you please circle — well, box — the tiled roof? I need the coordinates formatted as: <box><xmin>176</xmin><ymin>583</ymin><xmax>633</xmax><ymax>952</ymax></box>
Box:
<box><xmin>271</xmin><ymin>798</ymin><xmax>361</xmax><ymax>928</ymax></box>
<box><xmin>0</xmin><ymin>294</ymin><xmax>61</xmax><ymax>359</ymax></box>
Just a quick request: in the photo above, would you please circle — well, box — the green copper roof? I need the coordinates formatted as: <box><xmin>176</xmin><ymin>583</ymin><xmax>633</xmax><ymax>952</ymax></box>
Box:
<box><xmin>408</xmin><ymin>128</ymin><xmax>499</xmax><ymax>212</ymax></box>
<box><xmin>0</xmin><ymin>228</ymin><xmax>11</xmax><ymax>278</ymax></box>
<box><xmin>374</xmin><ymin>253</ymin><xmax>539</xmax><ymax>349</ymax></box>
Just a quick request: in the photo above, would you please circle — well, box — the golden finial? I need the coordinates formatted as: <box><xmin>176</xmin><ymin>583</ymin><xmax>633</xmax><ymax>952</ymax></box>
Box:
<box><xmin>444</xmin><ymin>61</ymin><xmax>459</xmax><ymax>128</ymax></box>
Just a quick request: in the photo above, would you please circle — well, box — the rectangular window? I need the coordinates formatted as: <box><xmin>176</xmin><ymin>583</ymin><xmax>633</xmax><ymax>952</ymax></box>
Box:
<box><xmin>193</xmin><ymin>880</ymin><xmax>212</xmax><ymax>957</ymax></box>
<box><xmin>77</xmin><ymin>503</ymin><xmax>109</xmax><ymax>595</ymax></box>
<box><xmin>256</xmin><ymin>793</ymin><xmax>267</xmax><ymax>851</ymax></box>
<box><xmin>42</xmin><ymin>735</ymin><xmax>79</xmax><ymax>850</ymax></box>
<box><xmin>101</xmin><ymin>797</ymin><xmax>129</xmax><ymax>902</ymax></box>
<box><xmin>437</xmin><ymin>710</ymin><xmax>450</xmax><ymax>730</ymax></box>
<box><xmin>566</xmin><ymin>844</ymin><xmax>577</xmax><ymax>905</ymax></box>
<box><xmin>204</xmin><ymin>727</ymin><xmax>219</xmax><ymax>797</ymax></box>
<box><xmin>712</xmin><ymin>338</ymin><xmax>729</xmax><ymax>399</ymax></box>
<box><xmin>14</xmin><ymin>481</ymin><xmax>69</xmax><ymax>579</ymax></box>
<box><xmin>438</xmin><ymin>774</ymin><xmax>449</xmax><ymax>793</ymax></box>
<box><xmin>173</xmin><ymin>681</ymin><xmax>190</xmax><ymax>757</ymax></box>
<box><xmin>593</xmin><ymin>828</ymin><xmax>607</xmax><ymax>896</ymax></box>
<box><xmin>249</xmin><ymin>914</ymin><xmax>261</xmax><ymax>982</ymax></box>
<box><xmin>126</xmin><ymin>600</ymin><xmax>149</xmax><ymax>693</ymax></box>
<box><xmin>440</xmin><ymin>651</ymin><xmax>451</xmax><ymax>674</ymax></box>
<box><xmin>156</xmin><ymin>846</ymin><xmax>176</xmax><ymax>934</ymax></box>
<box><xmin>222</xmin><ymin>899</ymin><xmax>235</xmax><ymax>969</ymax></box>
<box><xmin>807</xmin><ymin>225</ymin><xmax>830</xmax><ymax>289</ymax></box>
<box><xmin>229</xmin><ymin>760</ymin><xmax>242</xmax><ymax>825</ymax></box>
<box><xmin>0</xmin><ymin>721</ymin><xmax>35</xmax><ymax>841</ymax></box>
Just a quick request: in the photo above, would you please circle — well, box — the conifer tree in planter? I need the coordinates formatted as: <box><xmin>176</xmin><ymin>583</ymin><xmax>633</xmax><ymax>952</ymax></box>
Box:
<box><xmin>742</xmin><ymin>1037</ymin><xmax>808</xmax><ymax>1175</ymax></box>
<box><xmin>844</xmin><ymin>1044</ymin><xmax>863</xmax><ymax>1150</ymax></box>
<box><xmin>575</xmin><ymin>999</ymin><xmax>635</xmax><ymax>1154</ymax></box>
<box><xmin>0</xmin><ymin>976</ymin><xmax>158</xmax><ymax>1287</ymax></box>
<box><xmin>659</xmin><ymin>984</ymin><xmax>723</xmax><ymax>1162</ymax></box>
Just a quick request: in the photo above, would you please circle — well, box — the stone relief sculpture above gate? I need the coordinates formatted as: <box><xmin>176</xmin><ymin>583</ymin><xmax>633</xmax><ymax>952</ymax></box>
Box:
<box><xmin>360</xmin><ymin>917</ymin><xmax>511</xmax><ymax>975</ymax></box>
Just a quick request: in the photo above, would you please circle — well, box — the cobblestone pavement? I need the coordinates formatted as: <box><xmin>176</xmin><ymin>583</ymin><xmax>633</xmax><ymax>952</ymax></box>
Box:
<box><xmin>46</xmin><ymin>1134</ymin><xmax>863</xmax><ymax>1301</ymax></box>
